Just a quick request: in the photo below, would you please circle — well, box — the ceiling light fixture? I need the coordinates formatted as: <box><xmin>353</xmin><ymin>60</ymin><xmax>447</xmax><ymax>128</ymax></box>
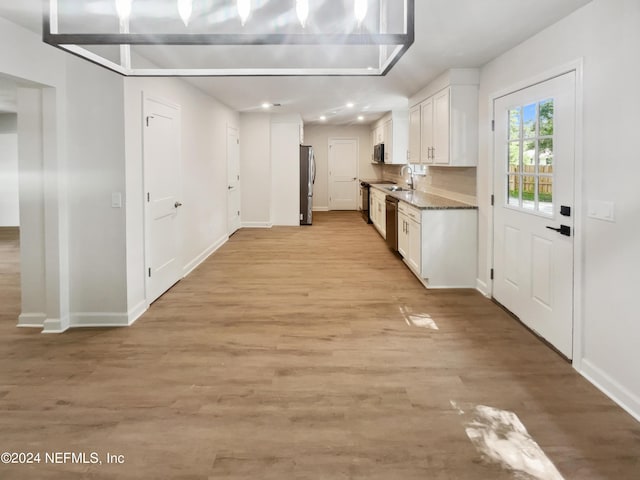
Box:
<box><xmin>358</xmin><ymin>115</ymin><xmax>365</xmax><ymax>121</ymax></box>
<box><xmin>296</xmin><ymin>0</ymin><xmax>309</xmax><ymax>28</ymax></box>
<box><xmin>177</xmin><ymin>0</ymin><xmax>193</xmax><ymax>27</ymax></box>
<box><xmin>114</xmin><ymin>0</ymin><xmax>132</xmax><ymax>22</ymax></box>
<box><xmin>43</xmin><ymin>0</ymin><xmax>414</xmax><ymax>77</ymax></box>
<box><xmin>346</xmin><ymin>102</ymin><xmax>355</xmax><ymax>108</ymax></box>
<box><xmin>261</xmin><ymin>102</ymin><xmax>272</xmax><ymax>109</ymax></box>
<box><xmin>354</xmin><ymin>0</ymin><xmax>368</xmax><ymax>26</ymax></box>
<box><xmin>320</xmin><ymin>116</ymin><xmax>327</xmax><ymax>121</ymax></box>
<box><xmin>237</xmin><ymin>0</ymin><xmax>251</xmax><ymax>26</ymax></box>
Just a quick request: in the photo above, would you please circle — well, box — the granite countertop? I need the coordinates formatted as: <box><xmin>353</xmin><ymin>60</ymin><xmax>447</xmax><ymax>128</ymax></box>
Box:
<box><xmin>370</xmin><ymin>184</ymin><xmax>478</xmax><ymax>210</ymax></box>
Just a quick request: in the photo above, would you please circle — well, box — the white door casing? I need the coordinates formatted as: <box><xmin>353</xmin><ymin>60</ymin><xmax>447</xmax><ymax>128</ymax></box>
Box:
<box><xmin>493</xmin><ymin>72</ymin><xmax>576</xmax><ymax>359</ymax></box>
<box><xmin>329</xmin><ymin>138</ymin><xmax>358</xmax><ymax>210</ymax></box>
<box><xmin>227</xmin><ymin>126</ymin><xmax>241</xmax><ymax>235</ymax></box>
<box><xmin>143</xmin><ymin>96</ymin><xmax>182</xmax><ymax>304</ymax></box>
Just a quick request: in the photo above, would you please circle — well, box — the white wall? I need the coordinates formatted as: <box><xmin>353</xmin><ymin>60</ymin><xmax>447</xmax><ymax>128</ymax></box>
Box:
<box><xmin>239</xmin><ymin>113</ymin><xmax>271</xmax><ymax>227</ymax></box>
<box><xmin>477</xmin><ymin>0</ymin><xmax>640</xmax><ymax>419</ymax></box>
<box><xmin>65</xmin><ymin>56</ymin><xmax>128</xmax><ymax>321</ymax></box>
<box><xmin>0</xmin><ymin>113</ymin><xmax>19</xmax><ymax>226</ymax></box>
<box><xmin>0</xmin><ymin>15</ymin><xmax>70</xmax><ymax>330</ymax></box>
<box><xmin>304</xmin><ymin>125</ymin><xmax>379</xmax><ymax>210</ymax></box>
<box><xmin>271</xmin><ymin>116</ymin><xmax>301</xmax><ymax>226</ymax></box>
<box><xmin>124</xmin><ymin>77</ymin><xmax>239</xmax><ymax>318</ymax></box>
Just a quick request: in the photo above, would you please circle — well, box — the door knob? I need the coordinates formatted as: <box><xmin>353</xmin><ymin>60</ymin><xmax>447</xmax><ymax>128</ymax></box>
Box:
<box><xmin>174</xmin><ymin>201</ymin><xmax>183</xmax><ymax>208</ymax></box>
<box><xmin>546</xmin><ymin>224</ymin><xmax>571</xmax><ymax>236</ymax></box>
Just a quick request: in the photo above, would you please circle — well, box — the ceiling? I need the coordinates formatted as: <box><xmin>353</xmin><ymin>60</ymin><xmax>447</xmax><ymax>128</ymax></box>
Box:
<box><xmin>0</xmin><ymin>0</ymin><xmax>592</xmax><ymax>125</ymax></box>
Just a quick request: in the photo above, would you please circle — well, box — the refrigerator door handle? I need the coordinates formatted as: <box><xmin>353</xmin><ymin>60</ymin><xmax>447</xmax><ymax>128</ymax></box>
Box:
<box><xmin>311</xmin><ymin>153</ymin><xmax>316</xmax><ymax>184</ymax></box>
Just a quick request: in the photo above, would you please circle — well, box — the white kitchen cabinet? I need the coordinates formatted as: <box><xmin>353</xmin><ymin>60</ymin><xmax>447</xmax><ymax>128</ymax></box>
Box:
<box><xmin>372</xmin><ymin>111</ymin><xmax>409</xmax><ymax>165</ymax></box>
<box><xmin>420</xmin><ymin>97</ymin><xmax>433</xmax><ymax>164</ymax></box>
<box><xmin>397</xmin><ymin>200</ymin><xmax>477</xmax><ymax>288</ymax></box>
<box><xmin>432</xmin><ymin>88</ymin><xmax>451</xmax><ymax>165</ymax></box>
<box><xmin>383</xmin><ymin>119</ymin><xmax>392</xmax><ymax>162</ymax></box>
<box><xmin>370</xmin><ymin>188</ymin><xmax>386</xmax><ymax>239</ymax></box>
<box><xmin>398</xmin><ymin>202</ymin><xmax>421</xmax><ymax>275</ymax></box>
<box><xmin>408</xmin><ymin>105</ymin><xmax>421</xmax><ymax>164</ymax></box>
<box><xmin>412</xmin><ymin>85</ymin><xmax>478</xmax><ymax>167</ymax></box>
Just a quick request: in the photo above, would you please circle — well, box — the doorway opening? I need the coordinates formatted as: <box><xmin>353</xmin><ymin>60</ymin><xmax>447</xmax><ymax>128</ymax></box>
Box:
<box><xmin>0</xmin><ymin>75</ymin><xmax>20</xmax><ymax>325</ymax></box>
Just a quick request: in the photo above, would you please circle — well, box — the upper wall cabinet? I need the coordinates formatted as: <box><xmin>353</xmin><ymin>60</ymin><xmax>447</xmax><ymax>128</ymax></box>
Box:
<box><xmin>410</xmin><ymin>83</ymin><xmax>478</xmax><ymax>167</ymax></box>
<box><xmin>408</xmin><ymin>105</ymin><xmax>421</xmax><ymax>164</ymax></box>
<box><xmin>372</xmin><ymin>110</ymin><xmax>409</xmax><ymax>165</ymax></box>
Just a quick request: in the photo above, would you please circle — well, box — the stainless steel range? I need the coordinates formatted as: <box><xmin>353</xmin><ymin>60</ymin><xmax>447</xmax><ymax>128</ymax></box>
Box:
<box><xmin>359</xmin><ymin>179</ymin><xmax>393</xmax><ymax>224</ymax></box>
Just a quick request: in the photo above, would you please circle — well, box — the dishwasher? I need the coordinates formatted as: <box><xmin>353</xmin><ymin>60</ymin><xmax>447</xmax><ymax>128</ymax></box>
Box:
<box><xmin>385</xmin><ymin>195</ymin><xmax>399</xmax><ymax>252</ymax></box>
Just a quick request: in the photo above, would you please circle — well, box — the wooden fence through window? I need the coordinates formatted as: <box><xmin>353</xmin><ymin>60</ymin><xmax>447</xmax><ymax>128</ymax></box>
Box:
<box><xmin>508</xmin><ymin>165</ymin><xmax>553</xmax><ymax>193</ymax></box>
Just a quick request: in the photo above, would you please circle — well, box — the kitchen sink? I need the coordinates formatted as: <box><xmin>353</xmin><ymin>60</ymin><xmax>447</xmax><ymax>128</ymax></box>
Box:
<box><xmin>384</xmin><ymin>185</ymin><xmax>408</xmax><ymax>192</ymax></box>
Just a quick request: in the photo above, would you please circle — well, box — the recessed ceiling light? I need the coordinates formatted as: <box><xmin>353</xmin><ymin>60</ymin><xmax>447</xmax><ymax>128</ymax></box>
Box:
<box><xmin>320</xmin><ymin>116</ymin><xmax>327</xmax><ymax>121</ymax></box>
<box><xmin>261</xmin><ymin>102</ymin><xmax>272</xmax><ymax>109</ymax></box>
<box><xmin>358</xmin><ymin>116</ymin><xmax>364</xmax><ymax>121</ymax></box>
<box><xmin>346</xmin><ymin>102</ymin><xmax>355</xmax><ymax>108</ymax></box>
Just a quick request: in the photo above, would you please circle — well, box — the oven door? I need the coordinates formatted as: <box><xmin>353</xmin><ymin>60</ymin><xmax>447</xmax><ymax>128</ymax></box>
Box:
<box><xmin>360</xmin><ymin>183</ymin><xmax>371</xmax><ymax>223</ymax></box>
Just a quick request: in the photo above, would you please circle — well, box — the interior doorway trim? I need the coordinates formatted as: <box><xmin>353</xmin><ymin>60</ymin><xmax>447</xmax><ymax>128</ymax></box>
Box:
<box><xmin>486</xmin><ymin>58</ymin><xmax>584</xmax><ymax>365</ymax></box>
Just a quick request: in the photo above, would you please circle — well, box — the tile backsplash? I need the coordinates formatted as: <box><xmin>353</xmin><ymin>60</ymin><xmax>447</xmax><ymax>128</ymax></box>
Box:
<box><xmin>382</xmin><ymin>165</ymin><xmax>477</xmax><ymax>204</ymax></box>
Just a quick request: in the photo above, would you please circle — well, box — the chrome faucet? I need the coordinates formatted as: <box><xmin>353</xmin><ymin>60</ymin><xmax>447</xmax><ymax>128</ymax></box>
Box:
<box><xmin>400</xmin><ymin>164</ymin><xmax>414</xmax><ymax>190</ymax></box>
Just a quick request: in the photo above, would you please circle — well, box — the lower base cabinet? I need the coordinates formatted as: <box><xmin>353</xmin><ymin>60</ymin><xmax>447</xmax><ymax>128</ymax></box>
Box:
<box><xmin>398</xmin><ymin>204</ymin><xmax>421</xmax><ymax>275</ymax></box>
<box><xmin>371</xmin><ymin>189</ymin><xmax>386</xmax><ymax>239</ymax></box>
<box><xmin>398</xmin><ymin>201</ymin><xmax>477</xmax><ymax>288</ymax></box>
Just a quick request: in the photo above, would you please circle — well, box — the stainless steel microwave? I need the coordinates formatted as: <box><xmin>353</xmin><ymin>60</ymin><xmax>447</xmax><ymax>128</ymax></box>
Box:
<box><xmin>373</xmin><ymin>143</ymin><xmax>385</xmax><ymax>163</ymax></box>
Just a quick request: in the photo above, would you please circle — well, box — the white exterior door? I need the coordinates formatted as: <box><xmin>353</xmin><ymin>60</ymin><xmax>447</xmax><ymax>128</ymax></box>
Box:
<box><xmin>144</xmin><ymin>96</ymin><xmax>182</xmax><ymax>303</ymax></box>
<box><xmin>227</xmin><ymin>126</ymin><xmax>241</xmax><ymax>235</ymax></box>
<box><xmin>329</xmin><ymin>138</ymin><xmax>358</xmax><ymax>210</ymax></box>
<box><xmin>493</xmin><ymin>72</ymin><xmax>576</xmax><ymax>358</ymax></box>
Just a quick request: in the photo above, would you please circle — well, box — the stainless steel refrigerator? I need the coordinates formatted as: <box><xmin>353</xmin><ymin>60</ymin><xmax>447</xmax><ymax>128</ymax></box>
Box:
<box><xmin>300</xmin><ymin>145</ymin><xmax>316</xmax><ymax>225</ymax></box>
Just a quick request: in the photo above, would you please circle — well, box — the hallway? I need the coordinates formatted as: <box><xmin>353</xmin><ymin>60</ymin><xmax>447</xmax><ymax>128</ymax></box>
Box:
<box><xmin>0</xmin><ymin>213</ymin><xmax>638</xmax><ymax>479</ymax></box>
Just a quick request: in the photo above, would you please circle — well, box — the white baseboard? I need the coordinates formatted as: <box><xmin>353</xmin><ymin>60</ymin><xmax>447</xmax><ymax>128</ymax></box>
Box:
<box><xmin>579</xmin><ymin>359</ymin><xmax>640</xmax><ymax>422</ymax></box>
<box><xmin>42</xmin><ymin>317</ymin><xmax>69</xmax><ymax>334</ymax></box>
<box><xmin>241</xmin><ymin>222</ymin><xmax>273</xmax><ymax>228</ymax></box>
<box><xmin>69</xmin><ymin>312</ymin><xmax>130</xmax><ymax>328</ymax></box>
<box><xmin>17</xmin><ymin>312</ymin><xmax>46</xmax><ymax>328</ymax></box>
<box><xmin>313</xmin><ymin>207</ymin><xmax>329</xmax><ymax>212</ymax></box>
<box><xmin>182</xmin><ymin>234</ymin><xmax>228</xmax><ymax>277</ymax></box>
<box><xmin>476</xmin><ymin>278</ymin><xmax>491</xmax><ymax>297</ymax></box>
<box><xmin>127</xmin><ymin>300</ymin><xmax>148</xmax><ymax>326</ymax></box>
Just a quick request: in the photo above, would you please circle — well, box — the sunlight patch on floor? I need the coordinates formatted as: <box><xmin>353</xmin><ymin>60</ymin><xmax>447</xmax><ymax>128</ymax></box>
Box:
<box><xmin>453</xmin><ymin>402</ymin><xmax>565</xmax><ymax>480</ymax></box>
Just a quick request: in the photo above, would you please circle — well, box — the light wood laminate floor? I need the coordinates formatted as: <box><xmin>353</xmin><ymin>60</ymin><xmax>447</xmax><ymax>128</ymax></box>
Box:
<box><xmin>0</xmin><ymin>216</ymin><xmax>638</xmax><ymax>479</ymax></box>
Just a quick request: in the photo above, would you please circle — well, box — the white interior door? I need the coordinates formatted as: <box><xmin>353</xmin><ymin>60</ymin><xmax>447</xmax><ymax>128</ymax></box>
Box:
<box><xmin>493</xmin><ymin>72</ymin><xmax>576</xmax><ymax>358</ymax></box>
<box><xmin>227</xmin><ymin>126</ymin><xmax>241</xmax><ymax>235</ymax></box>
<box><xmin>329</xmin><ymin>138</ymin><xmax>358</xmax><ymax>210</ymax></box>
<box><xmin>144</xmin><ymin>96</ymin><xmax>182</xmax><ymax>303</ymax></box>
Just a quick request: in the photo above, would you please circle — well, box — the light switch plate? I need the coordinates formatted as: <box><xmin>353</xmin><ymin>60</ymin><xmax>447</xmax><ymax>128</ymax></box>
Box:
<box><xmin>587</xmin><ymin>200</ymin><xmax>615</xmax><ymax>222</ymax></box>
<box><xmin>111</xmin><ymin>192</ymin><xmax>122</xmax><ymax>208</ymax></box>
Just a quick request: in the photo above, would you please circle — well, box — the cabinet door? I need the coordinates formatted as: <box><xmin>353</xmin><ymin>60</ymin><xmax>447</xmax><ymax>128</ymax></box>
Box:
<box><xmin>378</xmin><ymin>197</ymin><xmax>386</xmax><ymax>238</ymax></box>
<box><xmin>408</xmin><ymin>218</ymin><xmax>422</xmax><ymax>274</ymax></box>
<box><xmin>371</xmin><ymin>195</ymin><xmax>378</xmax><ymax>226</ymax></box>
<box><xmin>398</xmin><ymin>212</ymin><xmax>409</xmax><ymax>258</ymax></box>
<box><xmin>420</xmin><ymin>98</ymin><xmax>434</xmax><ymax>164</ymax></box>
<box><xmin>409</xmin><ymin>106</ymin><xmax>421</xmax><ymax>164</ymax></box>
<box><xmin>433</xmin><ymin>88</ymin><xmax>450</xmax><ymax>165</ymax></box>
<box><xmin>384</xmin><ymin>120</ymin><xmax>393</xmax><ymax>162</ymax></box>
